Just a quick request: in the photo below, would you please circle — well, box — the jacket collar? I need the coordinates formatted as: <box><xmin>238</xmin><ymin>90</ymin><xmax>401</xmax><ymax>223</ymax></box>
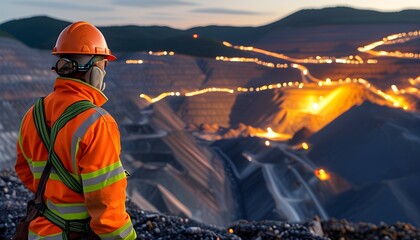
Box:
<box><xmin>53</xmin><ymin>77</ymin><xmax>108</xmax><ymax>107</ymax></box>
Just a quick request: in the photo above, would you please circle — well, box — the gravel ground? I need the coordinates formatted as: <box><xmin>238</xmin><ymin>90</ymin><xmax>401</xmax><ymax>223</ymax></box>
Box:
<box><xmin>1</xmin><ymin>169</ymin><xmax>419</xmax><ymax>239</ymax></box>
<box><xmin>321</xmin><ymin>219</ymin><xmax>420</xmax><ymax>240</ymax></box>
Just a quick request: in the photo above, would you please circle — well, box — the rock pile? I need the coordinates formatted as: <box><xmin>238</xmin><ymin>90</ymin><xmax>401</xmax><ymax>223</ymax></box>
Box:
<box><xmin>0</xmin><ymin>169</ymin><xmax>33</xmax><ymax>239</ymax></box>
<box><xmin>1</xmin><ymin>169</ymin><xmax>419</xmax><ymax>239</ymax></box>
<box><xmin>321</xmin><ymin>219</ymin><xmax>420</xmax><ymax>240</ymax></box>
<box><xmin>121</xmin><ymin>201</ymin><xmax>327</xmax><ymax>239</ymax></box>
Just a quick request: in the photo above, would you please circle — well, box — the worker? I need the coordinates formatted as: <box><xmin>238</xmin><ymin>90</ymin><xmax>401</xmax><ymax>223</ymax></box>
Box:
<box><xmin>14</xmin><ymin>21</ymin><xmax>137</xmax><ymax>239</ymax></box>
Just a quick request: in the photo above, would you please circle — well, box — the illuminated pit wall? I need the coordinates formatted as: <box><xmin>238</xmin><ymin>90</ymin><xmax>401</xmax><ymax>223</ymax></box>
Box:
<box><xmin>138</xmin><ymin>52</ymin><xmax>410</xmax><ymax>110</ymax></box>
<box><xmin>138</xmin><ymin>82</ymin><xmax>411</xmax><ymax>153</ymax></box>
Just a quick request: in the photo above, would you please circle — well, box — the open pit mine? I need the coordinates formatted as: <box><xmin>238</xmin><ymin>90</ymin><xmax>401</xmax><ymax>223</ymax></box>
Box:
<box><xmin>1</xmin><ymin>11</ymin><xmax>420</xmax><ymax>239</ymax></box>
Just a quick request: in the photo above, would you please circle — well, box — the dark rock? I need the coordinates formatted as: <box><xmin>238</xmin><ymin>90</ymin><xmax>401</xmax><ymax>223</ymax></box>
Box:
<box><xmin>2</xmin><ymin>170</ymin><xmax>420</xmax><ymax>240</ymax></box>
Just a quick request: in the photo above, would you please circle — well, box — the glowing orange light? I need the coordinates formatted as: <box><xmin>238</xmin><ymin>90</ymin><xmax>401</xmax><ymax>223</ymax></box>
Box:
<box><xmin>228</xmin><ymin>228</ymin><xmax>234</xmax><ymax>234</ymax></box>
<box><xmin>125</xmin><ymin>59</ymin><xmax>144</xmax><ymax>64</ymax></box>
<box><xmin>391</xmin><ymin>85</ymin><xmax>399</xmax><ymax>93</ymax></box>
<box><xmin>314</xmin><ymin>169</ymin><xmax>330</xmax><ymax>181</ymax></box>
<box><xmin>223</xmin><ymin>41</ymin><xmax>232</xmax><ymax>47</ymax></box>
<box><xmin>193</xmin><ymin>34</ymin><xmax>198</xmax><ymax>39</ymax></box>
<box><xmin>302</xmin><ymin>142</ymin><xmax>309</xmax><ymax>150</ymax></box>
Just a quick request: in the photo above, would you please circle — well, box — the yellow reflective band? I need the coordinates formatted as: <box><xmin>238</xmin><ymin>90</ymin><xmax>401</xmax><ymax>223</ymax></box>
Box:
<box><xmin>98</xmin><ymin>219</ymin><xmax>136</xmax><ymax>240</ymax></box>
<box><xmin>33</xmin><ymin>172</ymin><xmax>42</xmax><ymax>179</ymax></box>
<box><xmin>73</xmin><ymin>137</ymin><xmax>82</xmax><ymax>174</ymax></box>
<box><xmin>32</xmin><ymin>160</ymin><xmax>47</xmax><ymax>167</ymax></box>
<box><xmin>82</xmin><ymin>161</ymin><xmax>126</xmax><ymax>192</ymax></box>
<box><xmin>82</xmin><ymin>161</ymin><xmax>122</xmax><ymax>179</ymax></box>
<box><xmin>46</xmin><ymin>199</ymin><xmax>89</xmax><ymax>220</ymax></box>
<box><xmin>83</xmin><ymin>170</ymin><xmax>126</xmax><ymax>193</ymax></box>
<box><xmin>27</xmin><ymin>160</ymin><xmax>47</xmax><ymax>179</ymax></box>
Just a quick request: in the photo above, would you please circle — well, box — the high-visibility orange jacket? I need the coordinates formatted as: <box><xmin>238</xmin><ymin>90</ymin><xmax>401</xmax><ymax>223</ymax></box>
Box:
<box><xmin>15</xmin><ymin>77</ymin><xmax>137</xmax><ymax>239</ymax></box>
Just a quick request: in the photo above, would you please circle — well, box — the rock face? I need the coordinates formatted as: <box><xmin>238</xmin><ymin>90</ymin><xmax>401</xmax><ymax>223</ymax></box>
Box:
<box><xmin>308</xmin><ymin>102</ymin><xmax>420</xmax><ymax>226</ymax></box>
<box><xmin>122</xmin><ymin>102</ymin><xmax>238</xmax><ymax>226</ymax></box>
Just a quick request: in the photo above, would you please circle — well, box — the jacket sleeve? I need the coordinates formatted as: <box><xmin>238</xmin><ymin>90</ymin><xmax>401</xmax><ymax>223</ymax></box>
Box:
<box><xmin>79</xmin><ymin>115</ymin><xmax>136</xmax><ymax>239</ymax></box>
<box><xmin>15</xmin><ymin>111</ymin><xmax>36</xmax><ymax>193</ymax></box>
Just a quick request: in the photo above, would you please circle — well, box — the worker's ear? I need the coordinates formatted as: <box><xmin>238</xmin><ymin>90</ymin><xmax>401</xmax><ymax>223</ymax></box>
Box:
<box><xmin>85</xmin><ymin>66</ymin><xmax>106</xmax><ymax>91</ymax></box>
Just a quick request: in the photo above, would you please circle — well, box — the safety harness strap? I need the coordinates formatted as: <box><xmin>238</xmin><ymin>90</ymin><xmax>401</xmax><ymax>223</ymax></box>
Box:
<box><xmin>31</xmin><ymin>97</ymin><xmax>96</xmax><ymax>237</ymax></box>
<box><xmin>33</xmin><ymin>98</ymin><xmax>95</xmax><ymax>193</ymax></box>
<box><xmin>41</xmin><ymin>208</ymin><xmax>90</xmax><ymax>232</ymax></box>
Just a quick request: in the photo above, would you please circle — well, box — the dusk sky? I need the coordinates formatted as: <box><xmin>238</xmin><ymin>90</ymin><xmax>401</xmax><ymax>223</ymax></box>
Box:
<box><xmin>2</xmin><ymin>0</ymin><xmax>420</xmax><ymax>29</ymax></box>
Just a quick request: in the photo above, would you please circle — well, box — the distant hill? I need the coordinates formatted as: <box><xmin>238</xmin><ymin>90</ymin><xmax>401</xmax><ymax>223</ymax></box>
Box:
<box><xmin>265</xmin><ymin>7</ymin><xmax>420</xmax><ymax>28</ymax></box>
<box><xmin>99</xmin><ymin>26</ymin><xmax>243</xmax><ymax>57</ymax></box>
<box><xmin>1</xmin><ymin>7</ymin><xmax>420</xmax><ymax>56</ymax></box>
<box><xmin>188</xmin><ymin>7</ymin><xmax>420</xmax><ymax>43</ymax></box>
<box><xmin>0</xmin><ymin>16</ymin><xmax>244</xmax><ymax>58</ymax></box>
<box><xmin>0</xmin><ymin>16</ymin><xmax>69</xmax><ymax>49</ymax></box>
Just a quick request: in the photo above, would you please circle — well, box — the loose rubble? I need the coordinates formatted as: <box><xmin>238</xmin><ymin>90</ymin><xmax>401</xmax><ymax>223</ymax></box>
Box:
<box><xmin>0</xmin><ymin>169</ymin><xmax>33</xmax><ymax>239</ymax></box>
<box><xmin>1</xmin><ymin>169</ymin><xmax>419</xmax><ymax>239</ymax></box>
<box><xmin>321</xmin><ymin>218</ymin><xmax>420</xmax><ymax>240</ymax></box>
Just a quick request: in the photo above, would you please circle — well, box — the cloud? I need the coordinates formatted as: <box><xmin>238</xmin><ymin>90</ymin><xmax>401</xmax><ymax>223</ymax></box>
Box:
<box><xmin>144</xmin><ymin>14</ymin><xmax>185</xmax><ymax>21</ymax></box>
<box><xmin>13</xmin><ymin>1</ymin><xmax>113</xmax><ymax>11</ymax></box>
<box><xmin>93</xmin><ymin>16</ymin><xmax>127</xmax><ymax>21</ymax></box>
<box><xmin>112</xmin><ymin>0</ymin><xmax>198</xmax><ymax>8</ymax></box>
<box><xmin>192</xmin><ymin>8</ymin><xmax>263</xmax><ymax>15</ymax></box>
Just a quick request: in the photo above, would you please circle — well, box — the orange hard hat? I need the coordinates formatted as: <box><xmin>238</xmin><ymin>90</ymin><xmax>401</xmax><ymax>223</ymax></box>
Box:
<box><xmin>52</xmin><ymin>21</ymin><xmax>116</xmax><ymax>60</ymax></box>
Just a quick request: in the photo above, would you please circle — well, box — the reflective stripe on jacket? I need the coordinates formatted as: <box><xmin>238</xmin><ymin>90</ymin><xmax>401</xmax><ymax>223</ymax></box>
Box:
<box><xmin>15</xmin><ymin>77</ymin><xmax>136</xmax><ymax>239</ymax></box>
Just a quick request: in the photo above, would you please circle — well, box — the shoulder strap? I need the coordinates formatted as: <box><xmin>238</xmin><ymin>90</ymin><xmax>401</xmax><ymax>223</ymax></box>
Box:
<box><xmin>32</xmin><ymin>98</ymin><xmax>50</xmax><ymax>148</ymax></box>
<box><xmin>33</xmin><ymin>98</ymin><xmax>95</xmax><ymax>193</ymax></box>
